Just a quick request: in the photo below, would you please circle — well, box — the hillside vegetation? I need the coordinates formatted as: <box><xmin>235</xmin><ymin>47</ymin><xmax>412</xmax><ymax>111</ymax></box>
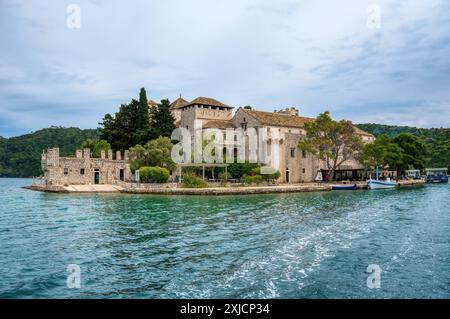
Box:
<box><xmin>357</xmin><ymin>124</ymin><xmax>450</xmax><ymax>170</ymax></box>
<box><xmin>0</xmin><ymin>127</ymin><xmax>99</xmax><ymax>177</ymax></box>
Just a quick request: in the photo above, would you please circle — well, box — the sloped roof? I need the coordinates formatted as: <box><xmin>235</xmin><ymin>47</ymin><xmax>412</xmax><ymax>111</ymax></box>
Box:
<box><xmin>169</xmin><ymin>96</ymin><xmax>189</xmax><ymax>110</ymax></box>
<box><xmin>186</xmin><ymin>97</ymin><xmax>232</xmax><ymax>108</ymax></box>
<box><xmin>147</xmin><ymin>99</ymin><xmax>158</xmax><ymax>107</ymax></box>
<box><xmin>202</xmin><ymin>119</ymin><xmax>235</xmax><ymax>129</ymax></box>
<box><xmin>240</xmin><ymin>108</ymin><xmax>315</xmax><ymax>128</ymax></box>
<box><xmin>239</xmin><ymin>108</ymin><xmax>374</xmax><ymax>137</ymax></box>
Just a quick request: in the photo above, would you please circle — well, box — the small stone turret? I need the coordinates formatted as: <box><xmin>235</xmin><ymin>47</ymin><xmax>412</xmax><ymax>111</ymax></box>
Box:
<box><xmin>274</xmin><ymin>107</ymin><xmax>299</xmax><ymax>116</ymax></box>
<box><xmin>44</xmin><ymin>147</ymin><xmax>60</xmax><ymax>167</ymax></box>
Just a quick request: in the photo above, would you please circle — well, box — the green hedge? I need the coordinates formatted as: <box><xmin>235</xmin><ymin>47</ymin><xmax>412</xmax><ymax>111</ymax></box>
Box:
<box><xmin>241</xmin><ymin>174</ymin><xmax>263</xmax><ymax>185</ymax></box>
<box><xmin>227</xmin><ymin>162</ymin><xmax>260</xmax><ymax>178</ymax></box>
<box><xmin>250</xmin><ymin>167</ymin><xmax>281</xmax><ymax>180</ymax></box>
<box><xmin>181</xmin><ymin>174</ymin><xmax>208</xmax><ymax>188</ymax></box>
<box><xmin>139</xmin><ymin>166</ymin><xmax>170</xmax><ymax>183</ymax></box>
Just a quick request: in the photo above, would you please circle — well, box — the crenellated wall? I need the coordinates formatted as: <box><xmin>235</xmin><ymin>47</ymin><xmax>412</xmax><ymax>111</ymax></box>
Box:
<box><xmin>41</xmin><ymin>147</ymin><xmax>131</xmax><ymax>186</ymax></box>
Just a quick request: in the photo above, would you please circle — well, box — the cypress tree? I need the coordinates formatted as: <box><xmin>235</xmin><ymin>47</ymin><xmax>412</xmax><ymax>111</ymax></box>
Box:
<box><xmin>150</xmin><ymin>99</ymin><xmax>176</xmax><ymax>139</ymax></box>
<box><xmin>136</xmin><ymin>87</ymin><xmax>151</xmax><ymax>144</ymax></box>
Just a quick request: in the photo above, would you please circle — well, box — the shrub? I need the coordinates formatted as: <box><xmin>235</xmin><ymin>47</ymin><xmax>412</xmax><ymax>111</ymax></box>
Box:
<box><xmin>228</xmin><ymin>162</ymin><xmax>260</xmax><ymax>178</ymax></box>
<box><xmin>218</xmin><ymin>172</ymin><xmax>229</xmax><ymax>181</ymax></box>
<box><xmin>139</xmin><ymin>166</ymin><xmax>170</xmax><ymax>183</ymax></box>
<box><xmin>249</xmin><ymin>167</ymin><xmax>281</xmax><ymax>181</ymax></box>
<box><xmin>181</xmin><ymin>174</ymin><xmax>208</xmax><ymax>188</ymax></box>
<box><xmin>241</xmin><ymin>174</ymin><xmax>263</xmax><ymax>185</ymax></box>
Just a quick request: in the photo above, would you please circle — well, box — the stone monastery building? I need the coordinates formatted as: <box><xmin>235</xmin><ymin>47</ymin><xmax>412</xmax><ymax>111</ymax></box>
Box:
<box><xmin>41</xmin><ymin>96</ymin><xmax>374</xmax><ymax>186</ymax></box>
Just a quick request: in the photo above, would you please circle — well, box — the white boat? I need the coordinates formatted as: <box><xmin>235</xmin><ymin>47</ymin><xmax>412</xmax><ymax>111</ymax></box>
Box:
<box><xmin>367</xmin><ymin>178</ymin><xmax>397</xmax><ymax>189</ymax></box>
<box><xmin>367</xmin><ymin>166</ymin><xmax>398</xmax><ymax>189</ymax></box>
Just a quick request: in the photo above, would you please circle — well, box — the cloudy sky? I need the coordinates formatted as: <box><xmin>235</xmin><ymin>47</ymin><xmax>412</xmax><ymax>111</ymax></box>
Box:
<box><xmin>1</xmin><ymin>0</ymin><xmax>449</xmax><ymax>137</ymax></box>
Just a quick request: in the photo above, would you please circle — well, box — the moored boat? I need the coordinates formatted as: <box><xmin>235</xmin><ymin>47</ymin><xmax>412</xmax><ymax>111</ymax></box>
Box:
<box><xmin>367</xmin><ymin>179</ymin><xmax>397</xmax><ymax>189</ymax></box>
<box><xmin>425</xmin><ymin>168</ymin><xmax>449</xmax><ymax>184</ymax></box>
<box><xmin>332</xmin><ymin>184</ymin><xmax>357</xmax><ymax>190</ymax></box>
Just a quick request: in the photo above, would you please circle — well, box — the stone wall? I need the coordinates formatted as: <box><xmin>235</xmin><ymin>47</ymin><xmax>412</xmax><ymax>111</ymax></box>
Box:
<box><xmin>41</xmin><ymin>148</ymin><xmax>131</xmax><ymax>186</ymax></box>
<box><xmin>180</xmin><ymin>105</ymin><xmax>232</xmax><ymax>133</ymax></box>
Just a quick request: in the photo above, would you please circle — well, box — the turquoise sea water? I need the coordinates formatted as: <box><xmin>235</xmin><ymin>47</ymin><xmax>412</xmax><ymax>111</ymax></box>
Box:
<box><xmin>0</xmin><ymin>178</ymin><xmax>448</xmax><ymax>298</ymax></box>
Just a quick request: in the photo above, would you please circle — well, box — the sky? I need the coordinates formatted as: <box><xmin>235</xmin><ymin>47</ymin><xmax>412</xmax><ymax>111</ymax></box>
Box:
<box><xmin>1</xmin><ymin>0</ymin><xmax>449</xmax><ymax>137</ymax></box>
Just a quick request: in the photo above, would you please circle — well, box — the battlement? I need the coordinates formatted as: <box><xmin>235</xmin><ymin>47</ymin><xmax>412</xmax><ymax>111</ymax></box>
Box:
<box><xmin>42</xmin><ymin>147</ymin><xmax>130</xmax><ymax>163</ymax></box>
<box><xmin>40</xmin><ymin>147</ymin><xmax>132</xmax><ymax>186</ymax></box>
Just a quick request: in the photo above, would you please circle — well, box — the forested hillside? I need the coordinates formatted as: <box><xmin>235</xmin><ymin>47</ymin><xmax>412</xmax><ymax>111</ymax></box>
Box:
<box><xmin>0</xmin><ymin>127</ymin><xmax>99</xmax><ymax>177</ymax></box>
<box><xmin>357</xmin><ymin>124</ymin><xmax>449</xmax><ymax>170</ymax></box>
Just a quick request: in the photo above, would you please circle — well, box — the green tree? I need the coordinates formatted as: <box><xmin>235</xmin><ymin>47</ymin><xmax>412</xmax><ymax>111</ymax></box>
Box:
<box><xmin>128</xmin><ymin>144</ymin><xmax>147</xmax><ymax>172</ymax></box>
<box><xmin>298</xmin><ymin>111</ymin><xmax>364</xmax><ymax>181</ymax></box>
<box><xmin>99</xmin><ymin>88</ymin><xmax>152</xmax><ymax>150</ymax></box>
<box><xmin>80</xmin><ymin>139</ymin><xmax>111</xmax><ymax>158</ymax></box>
<box><xmin>136</xmin><ymin>87</ymin><xmax>151</xmax><ymax>144</ymax></box>
<box><xmin>145</xmin><ymin>136</ymin><xmax>176</xmax><ymax>170</ymax></box>
<box><xmin>128</xmin><ymin>136</ymin><xmax>175</xmax><ymax>172</ymax></box>
<box><xmin>360</xmin><ymin>135</ymin><xmax>403</xmax><ymax>172</ymax></box>
<box><xmin>393</xmin><ymin>133</ymin><xmax>427</xmax><ymax>174</ymax></box>
<box><xmin>150</xmin><ymin>99</ymin><xmax>176</xmax><ymax>139</ymax></box>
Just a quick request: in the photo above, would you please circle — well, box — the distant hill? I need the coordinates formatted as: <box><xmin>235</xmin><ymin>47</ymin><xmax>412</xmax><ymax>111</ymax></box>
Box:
<box><xmin>0</xmin><ymin>127</ymin><xmax>99</xmax><ymax>177</ymax></box>
<box><xmin>357</xmin><ymin>123</ymin><xmax>450</xmax><ymax>170</ymax></box>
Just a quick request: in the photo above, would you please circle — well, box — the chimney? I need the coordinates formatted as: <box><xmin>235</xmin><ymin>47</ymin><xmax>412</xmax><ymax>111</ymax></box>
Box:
<box><xmin>116</xmin><ymin>151</ymin><xmax>121</xmax><ymax>161</ymax></box>
<box><xmin>76</xmin><ymin>149</ymin><xmax>83</xmax><ymax>159</ymax></box>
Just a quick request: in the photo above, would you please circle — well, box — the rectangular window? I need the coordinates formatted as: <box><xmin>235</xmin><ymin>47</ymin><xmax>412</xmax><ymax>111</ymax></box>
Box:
<box><xmin>302</xmin><ymin>168</ymin><xmax>306</xmax><ymax>174</ymax></box>
<box><xmin>64</xmin><ymin>168</ymin><xmax>69</xmax><ymax>175</ymax></box>
<box><xmin>80</xmin><ymin>168</ymin><xmax>85</xmax><ymax>175</ymax></box>
<box><xmin>290</xmin><ymin>148</ymin><xmax>295</xmax><ymax>158</ymax></box>
<box><xmin>302</xmin><ymin>150</ymin><xmax>307</xmax><ymax>158</ymax></box>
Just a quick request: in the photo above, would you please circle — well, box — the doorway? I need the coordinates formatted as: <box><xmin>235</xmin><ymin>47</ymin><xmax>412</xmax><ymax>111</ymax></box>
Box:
<box><xmin>94</xmin><ymin>169</ymin><xmax>100</xmax><ymax>184</ymax></box>
<box><xmin>285</xmin><ymin>168</ymin><xmax>290</xmax><ymax>183</ymax></box>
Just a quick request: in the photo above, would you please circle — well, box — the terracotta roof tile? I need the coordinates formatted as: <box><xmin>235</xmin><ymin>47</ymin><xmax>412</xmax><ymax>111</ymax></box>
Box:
<box><xmin>240</xmin><ymin>108</ymin><xmax>374</xmax><ymax>137</ymax></box>
<box><xmin>187</xmin><ymin>97</ymin><xmax>232</xmax><ymax>108</ymax></box>
<box><xmin>241</xmin><ymin>108</ymin><xmax>314</xmax><ymax>128</ymax></box>
<box><xmin>202</xmin><ymin>119</ymin><xmax>235</xmax><ymax>129</ymax></box>
<box><xmin>169</xmin><ymin>96</ymin><xmax>189</xmax><ymax>110</ymax></box>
